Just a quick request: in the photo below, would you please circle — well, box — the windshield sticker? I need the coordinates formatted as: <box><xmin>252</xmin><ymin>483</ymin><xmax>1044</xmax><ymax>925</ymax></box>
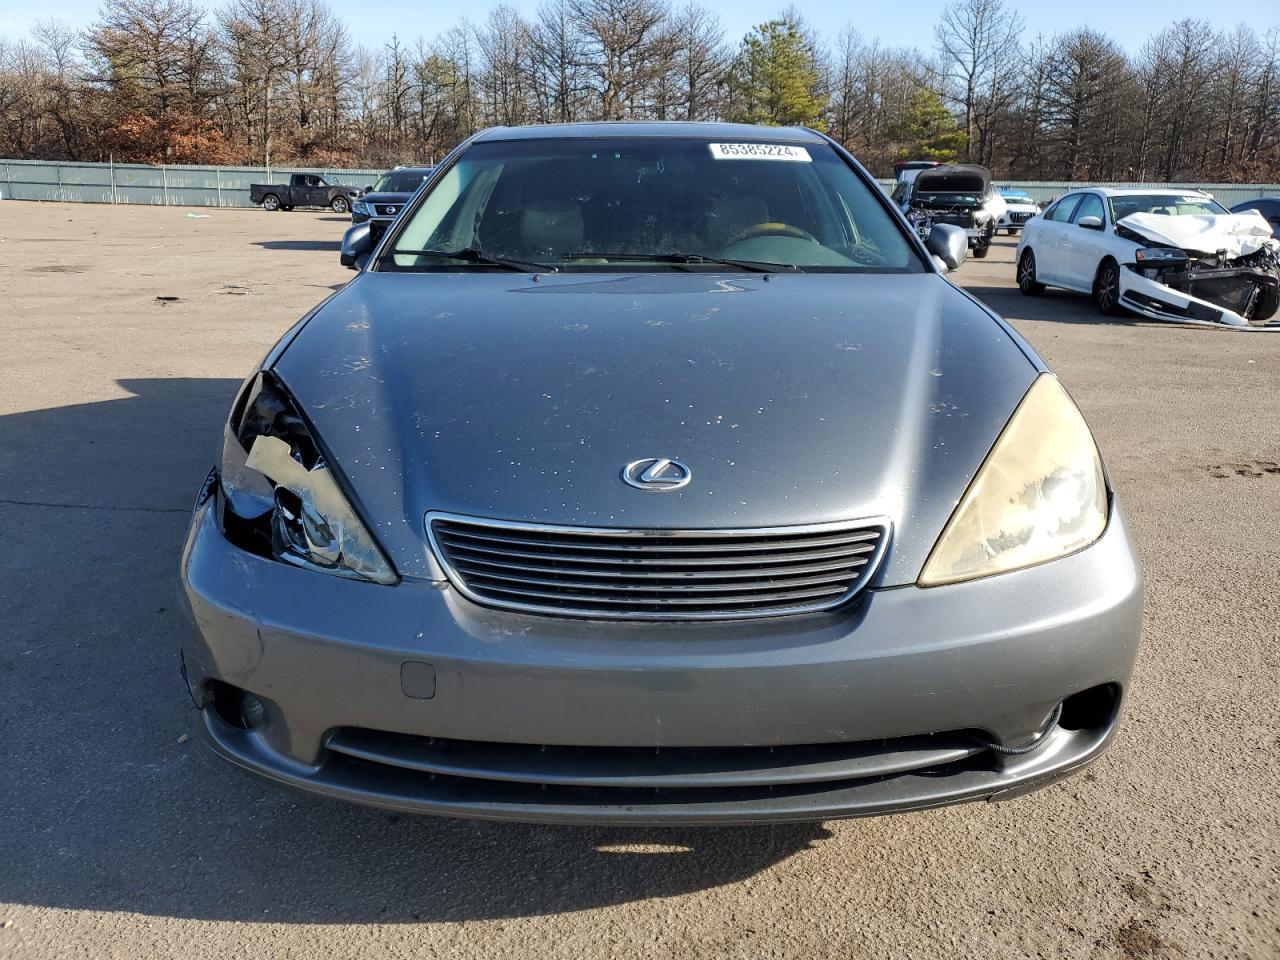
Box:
<box><xmin>709</xmin><ymin>143</ymin><xmax>812</xmax><ymax>162</ymax></box>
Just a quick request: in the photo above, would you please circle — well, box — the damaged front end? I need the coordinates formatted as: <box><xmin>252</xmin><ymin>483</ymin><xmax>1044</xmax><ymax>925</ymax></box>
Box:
<box><xmin>906</xmin><ymin>164</ymin><xmax>999</xmax><ymax>256</ymax></box>
<box><xmin>213</xmin><ymin>371</ymin><xmax>398</xmax><ymax>583</ymax></box>
<box><xmin>1117</xmin><ymin>213</ymin><xmax>1280</xmax><ymax>329</ymax></box>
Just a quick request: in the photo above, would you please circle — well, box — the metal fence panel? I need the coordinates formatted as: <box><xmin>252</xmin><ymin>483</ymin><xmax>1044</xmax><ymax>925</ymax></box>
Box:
<box><xmin>874</xmin><ymin>176</ymin><xmax>1280</xmax><ymax>208</ymax></box>
<box><xmin>3</xmin><ymin>159</ymin><xmax>1278</xmax><ymax>210</ymax></box>
<box><xmin>0</xmin><ymin>159</ymin><xmax>384</xmax><ymax>207</ymax></box>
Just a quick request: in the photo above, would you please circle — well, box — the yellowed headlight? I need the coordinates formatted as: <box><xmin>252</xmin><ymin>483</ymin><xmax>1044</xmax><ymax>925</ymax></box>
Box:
<box><xmin>918</xmin><ymin>375</ymin><xmax>1108</xmax><ymax>587</ymax></box>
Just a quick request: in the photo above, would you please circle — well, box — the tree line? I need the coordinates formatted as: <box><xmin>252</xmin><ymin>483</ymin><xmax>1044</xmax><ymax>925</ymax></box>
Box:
<box><xmin>2</xmin><ymin>0</ymin><xmax>1279</xmax><ymax>180</ymax></box>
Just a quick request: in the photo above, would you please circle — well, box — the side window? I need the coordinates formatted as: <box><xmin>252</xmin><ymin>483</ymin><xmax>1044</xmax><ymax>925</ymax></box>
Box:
<box><xmin>1072</xmin><ymin>193</ymin><xmax>1105</xmax><ymax>224</ymax></box>
<box><xmin>1047</xmin><ymin>195</ymin><xmax>1082</xmax><ymax>223</ymax></box>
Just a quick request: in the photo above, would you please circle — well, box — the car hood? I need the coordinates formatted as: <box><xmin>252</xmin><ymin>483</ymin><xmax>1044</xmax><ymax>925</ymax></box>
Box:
<box><xmin>1116</xmin><ymin>211</ymin><xmax>1278</xmax><ymax>258</ymax></box>
<box><xmin>274</xmin><ymin>272</ymin><xmax>1039</xmax><ymax>586</ymax></box>
<box><xmin>359</xmin><ymin>191</ymin><xmax>414</xmax><ymax>205</ymax></box>
<box><xmin>913</xmin><ymin>164</ymin><xmax>991</xmax><ymax>196</ymax></box>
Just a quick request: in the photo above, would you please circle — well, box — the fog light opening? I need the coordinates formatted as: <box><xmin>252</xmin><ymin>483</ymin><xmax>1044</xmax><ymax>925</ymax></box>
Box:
<box><xmin>1058</xmin><ymin>683</ymin><xmax>1120</xmax><ymax>732</ymax></box>
<box><xmin>207</xmin><ymin>681</ymin><xmax>266</xmax><ymax>731</ymax></box>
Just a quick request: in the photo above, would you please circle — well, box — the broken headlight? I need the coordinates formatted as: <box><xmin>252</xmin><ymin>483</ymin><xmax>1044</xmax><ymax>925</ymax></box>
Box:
<box><xmin>918</xmin><ymin>375</ymin><xmax>1108</xmax><ymax>587</ymax></box>
<box><xmin>217</xmin><ymin>371</ymin><xmax>397</xmax><ymax>584</ymax></box>
<box><xmin>1133</xmin><ymin>247</ymin><xmax>1189</xmax><ymax>265</ymax></box>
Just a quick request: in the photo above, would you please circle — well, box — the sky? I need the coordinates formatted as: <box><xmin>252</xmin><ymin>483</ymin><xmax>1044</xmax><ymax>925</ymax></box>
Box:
<box><xmin>1</xmin><ymin>0</ymin><xmax>1278</xmax><ymax>52</ymax></box>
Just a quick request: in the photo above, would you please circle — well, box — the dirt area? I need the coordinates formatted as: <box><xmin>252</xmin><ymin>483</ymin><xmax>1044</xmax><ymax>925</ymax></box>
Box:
<box><xmin>0</xmin><ymin>202</ymin><xmax>1276</xmax><ymax>960</ymax></box>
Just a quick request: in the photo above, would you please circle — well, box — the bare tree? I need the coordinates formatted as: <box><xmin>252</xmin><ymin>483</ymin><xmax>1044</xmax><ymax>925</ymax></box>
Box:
<box><xmin>934</xmin><ymin>0</ymin><xmax>1023</xmax><ymax>162</ymax></box>
<box><xmin>569</xmin><ymin>0</ymin><xmax>669</xmax><ymax>119</ymax></box>
<box><xmin>219</xmin><ymin>0</ymin><xmax>292</xmax><ymax>164</ymax></box>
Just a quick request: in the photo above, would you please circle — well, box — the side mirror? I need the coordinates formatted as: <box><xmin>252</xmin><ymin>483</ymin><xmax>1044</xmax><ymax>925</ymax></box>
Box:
<box><xmin>364</xmin><ymin>185</ymin><xmax>373</xmax><ymax>193</ymax></box>
<box><xmin>926</xmin><ymin>223</ymin><xmax>967</xmax><ymax>270</ymax></box>
<box><xmin>1078</xmin><ymin>215</ymin><xmax>1104</xmax><ymax>230</ymax></box>
<box><xmin>340</xmin><ymin>223</ymin><xmax>373</xmax><ymax>271</ymax></box>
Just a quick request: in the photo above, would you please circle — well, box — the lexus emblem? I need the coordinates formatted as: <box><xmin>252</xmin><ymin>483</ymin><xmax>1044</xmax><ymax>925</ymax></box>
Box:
<box><xmin>622</xmin><ymin>458</ymin><xmax>692</xmax><ymax>492</ymax></box>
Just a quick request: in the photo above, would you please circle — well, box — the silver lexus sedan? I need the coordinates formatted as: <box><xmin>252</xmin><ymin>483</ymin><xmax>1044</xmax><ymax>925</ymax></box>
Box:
<box><xmin>180</xmin><ymin>122</ymin><xmax>1143</xmax><ymax>824</ymax></box>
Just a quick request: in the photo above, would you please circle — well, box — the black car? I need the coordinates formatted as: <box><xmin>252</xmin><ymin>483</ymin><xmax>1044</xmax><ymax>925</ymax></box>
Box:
<box><xmin>1230</xmin><ymin>197</ymin><xmax>1280</xmax><ymax>238</ymax></box>
<box><xmin>351</xmin><ymin>166</ymin><xmax>434</xmax><ymax>238</ymax></box>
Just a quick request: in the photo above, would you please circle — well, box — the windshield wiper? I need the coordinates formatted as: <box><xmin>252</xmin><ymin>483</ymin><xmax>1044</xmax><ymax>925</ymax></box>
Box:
<box><xmin>562</xmin><ymin>252</ymin><xmax>798</xmax><ymax>273</ymax></box>
<box><xmin>388</xmin><ymin>247</ymin><xmax>553</xmax><ymax>273</ymax></box>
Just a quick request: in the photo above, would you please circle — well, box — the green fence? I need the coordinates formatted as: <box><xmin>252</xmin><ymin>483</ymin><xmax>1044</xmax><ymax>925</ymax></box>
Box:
<box><xmin>874</xmin><ymin>178</ymin><xmax>1280</xmax><ymax>208</ymax></box>
<box><xmin>0</xmin><ymin>159</ymin><xmax>386</xmax><ymax>208</ymax></box>
<box><xmin>2</xmin><ymin>159</ymin><xmax>1277</xmax><ymax>210</ymax></box>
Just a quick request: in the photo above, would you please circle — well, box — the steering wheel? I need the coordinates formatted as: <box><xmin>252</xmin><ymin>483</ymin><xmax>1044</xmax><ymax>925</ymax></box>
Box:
<box><xmin>725</xmin><ymin>222</ymin><xmax>819</xmax><ymax>246</ymax></box>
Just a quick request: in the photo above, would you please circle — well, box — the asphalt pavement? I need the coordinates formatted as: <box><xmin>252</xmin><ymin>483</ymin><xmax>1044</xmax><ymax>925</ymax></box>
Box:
<box><xmin>0</xmin><ymin>204</ymin><xmax>1276</xmax><ymax>959</ymax></box>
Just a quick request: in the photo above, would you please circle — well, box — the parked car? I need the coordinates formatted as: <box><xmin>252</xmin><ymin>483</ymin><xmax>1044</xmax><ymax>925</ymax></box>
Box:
<box><xmin>350</xmin><ymin>166</ymin><xmax>434</xmax><ymax>239</ymax></box>
<box><xmin>1016</xmin><ymin>187</ymin><xmax>1280</xmax><ymax>328</ymax></box>
<box><xmin>998</xmin><ymin>188</ymin><xmax>1042</xmax><ymax>235</ymax></box>
<box><xmin>1229</xmin><ymin>197</ymin><xmax>1280</xmax><ymax>238</ymax></box>
<box><xmin>898</xmin><ymin>164</ymin><xmax>1006</xmax><ymax>258</ymax></box>
<box><xmin>892</xmin><ymin>159</ymin><xmax>941</xmax><ymax>183</ymax></box>
<box><xmin>250</xmin><ymin>174</ymin><xmax>360</xmax><ymax>213</ymax></box>
<box><xmin>182</xmin><ymin>122</ymin><xmax>1142</xmax><ymax>824</ymax></box>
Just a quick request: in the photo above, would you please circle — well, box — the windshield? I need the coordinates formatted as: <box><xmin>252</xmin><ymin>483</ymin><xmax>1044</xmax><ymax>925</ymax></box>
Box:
<box><xmin>373</xmin><ymin>170</ymin><xmax>431</xmax><ymax>193</ymax></box>
<box><xmin>380</xmin><ymin>137</ymin><xmax>922</xmax><ymax>273</ymax></box>
<box><xmin>1002</xmin><ymin>191</ymin><xmax>1034</xmax><ymax>203</ymax></box>
<box><xmin>1110</xmin><ymin>194</ymin><xmax>1229</xmax><ymax>219</ymax></box>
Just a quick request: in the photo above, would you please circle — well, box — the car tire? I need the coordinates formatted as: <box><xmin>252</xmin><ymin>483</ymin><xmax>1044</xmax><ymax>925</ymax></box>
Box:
<box><xmin>1093</xmin><ymin>260</ymin><xmax>1125</xmax><ymax>316</ymax></box>
<box><xmin>1017</xmin><ymin>250</ymin><xmax>1045</xmax><ymax>296</ymax></box>
<box><xmin>1250</xmin><ymin>285</ymin><xmax>1280</xmax><ymax>324</ymax></box>
<box><xmin>261</xmin><ymin>194</ymin><xmax>280</xmax><ymax>212</ymax></box>
<box><xmin>331</xmin><ymin>197</ymin><xmax>350</xmax><ymax>214</ymax></box>
<box><xmin>972</xmin><ymin>243</ymin><xmax>990</xmax><ymax>259</ymax></box>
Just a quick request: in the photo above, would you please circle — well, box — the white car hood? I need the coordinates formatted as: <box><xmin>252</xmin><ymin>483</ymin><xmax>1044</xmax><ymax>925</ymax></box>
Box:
<box><xmin>1004</xmin><ymin>201</ymin><xmax>1039</xmax><ymax>213</ymax></box>
<box><xmin>1118</xmin><ymin>211</ymin><xmax>1277</xmax><ymax>257</ymax></box>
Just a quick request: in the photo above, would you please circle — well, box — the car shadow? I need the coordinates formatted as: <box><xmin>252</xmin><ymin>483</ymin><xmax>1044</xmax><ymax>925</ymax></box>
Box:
<box><xmin>0</xmin><ymin>377</ymin><xmax>830</xmax><ymax>924</ymax></box>
<box><xmin>254</xmin><ymin>239</ymin><xmax>341</xmax><ymax>252</ymax></box>
<box><xmin>962</xmin><ymin>285</ymin><xmax>1143</xmax><ymax>327</ymax></box>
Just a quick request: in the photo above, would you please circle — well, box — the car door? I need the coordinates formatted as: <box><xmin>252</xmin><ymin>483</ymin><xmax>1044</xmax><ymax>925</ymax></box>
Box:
<box><xmin>305</xmin><ymin>175</ymin><xmax>330</xmax><ymax>208</ymax></box>
<box><xmin>1063</xmin><ymin>192</ymin><xmax>1107</xmax><ymax>289</ymax></box>
<box><xmin>1032</xmin><ymin>193</ymin><xmax>1083</xmax><ymax>286</ymax></box>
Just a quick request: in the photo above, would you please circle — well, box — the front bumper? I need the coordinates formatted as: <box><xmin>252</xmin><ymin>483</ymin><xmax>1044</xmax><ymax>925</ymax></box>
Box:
<box><xmin>1119</xmin><ymin>266</ymin><xmax>1280</xmax><ymax>330</ymax></box>
<box><xmin>180</xmin><ymin>499</ymin><xmax>1144</xmax><ymax>824</ymax></box>
<box><xmin>999</xmin><ymin>211</ymin><xmax>1037</xmax><ymax>230</ymax></box>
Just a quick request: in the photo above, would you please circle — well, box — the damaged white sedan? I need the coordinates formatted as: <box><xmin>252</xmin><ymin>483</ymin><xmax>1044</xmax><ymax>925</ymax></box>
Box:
<box><xmin>1016</xmin><ymin>187</ymin><xmax>1280</xmax><ymax>329</ymax></box>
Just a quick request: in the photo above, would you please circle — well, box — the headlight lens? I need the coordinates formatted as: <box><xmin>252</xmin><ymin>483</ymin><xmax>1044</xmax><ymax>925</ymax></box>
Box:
<box><xmin>217</xmin><ymin>372</ymin><xmax>396</xmax><ymax>584</ymax></box>
<box><xmin>918</xmin><ymin>375</ymin><xmax>1107</xmax><ymax>587</ymax></box>
<box><xmin>1133</xmin><ymin>247</ymin><xmax>1188</xmax><ymax>264</ymax></box>
<box><xmin>352</xmin><ymin>200</ymin><xmax>370</xmax><ymax>215</ymax></box>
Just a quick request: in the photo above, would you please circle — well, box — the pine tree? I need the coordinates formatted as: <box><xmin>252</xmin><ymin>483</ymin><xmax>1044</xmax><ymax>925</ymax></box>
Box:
<box><xmin>727</xmin><ymin>16</ymin><xmax>826</xmax><ymax>129</ymax></box>
<box><xmin>889</xmin><ymin>88</ymin><xmax>968</xmax><ymax>161</ymax></box>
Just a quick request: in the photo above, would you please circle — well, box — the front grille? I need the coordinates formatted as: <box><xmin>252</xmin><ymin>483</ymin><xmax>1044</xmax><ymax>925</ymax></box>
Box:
<box><xmin>427</xmin><ymin>513</ymin><xmax>889</xmax><ymax>620</ymax></box>
<box><xmin>1010</xmin><ymin>211</ymin><xmax>1033</xmax><ymax>223</ymax></box>
<box><xmin>378</xmin><ymin>204</ymin><xmax>401</xmax><ymax>216</ymax></box>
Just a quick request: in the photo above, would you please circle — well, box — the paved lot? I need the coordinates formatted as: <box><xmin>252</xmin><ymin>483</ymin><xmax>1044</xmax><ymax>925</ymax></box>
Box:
<box><xmin>0</xmin><ymin>203</ymin><xmax>1276</xmax><ymax>960</ymax></box>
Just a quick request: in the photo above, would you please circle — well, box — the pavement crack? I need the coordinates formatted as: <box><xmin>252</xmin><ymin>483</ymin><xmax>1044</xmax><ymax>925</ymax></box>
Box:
<box><xmin>0</xmin><ymin>497</ymin><xmax>190</xmax><ymax>515</ymax></box>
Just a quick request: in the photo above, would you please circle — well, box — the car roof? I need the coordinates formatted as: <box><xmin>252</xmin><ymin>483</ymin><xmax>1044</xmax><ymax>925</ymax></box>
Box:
<box><xmin>472</xmin><ymin>121</ymin><xmax>827</xmax><ymax>144</ymax></box>
<box><xmin>1061</xmin><ymin>186</ymin><xmax>1214</xmax><ymax>198</ymax></box>
<box><xmin>385</xmin><ymin>166</ymin><xmax>433</xmax><ymax>173</ymax></box>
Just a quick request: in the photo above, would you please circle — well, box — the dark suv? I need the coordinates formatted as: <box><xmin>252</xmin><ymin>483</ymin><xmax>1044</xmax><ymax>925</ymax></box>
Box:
<box><xmin>351</xmin><ymin>166</ymin><xmax>434</xmax><ymax>238</ymax></box>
